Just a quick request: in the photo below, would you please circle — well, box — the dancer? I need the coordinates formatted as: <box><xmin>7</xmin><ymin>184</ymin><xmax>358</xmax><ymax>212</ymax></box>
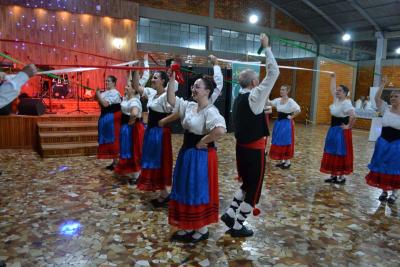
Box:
<box><xmin>221</xmin><ymin>33</ymin><xmax>280</xmax><ymax>237</ymax></box>
<box><xmin>268</xmin><ymin>85</ymin><xmax>301</xmax><ymax>169</ymax></box>
<box><xmin>136</xmin><ymin>56</ymin><xmax>223</xmax><ymax>208</ymax></box>
<box><xmin>166</xmin><ymin>70</ymin><xmax>226</xmax><ymax>243</ymax></box>
<box><xmin>320</xmin><ymin>73</ymin><xmax>355</xmax><ymax>184</ymax></box>
<box><xmin>114</xmin><ymin>71</ymin><xmax>145</xmax><ymax>185</ymax></box>
<box><xmin>96</xmin><ymin>75</ymin><xmax>122</xmax><ymax>169</ymax></box>
<box><xmin>365</xmin><ymin>77</ymin><xmax>400</xmax><ymax>204</ymax></box>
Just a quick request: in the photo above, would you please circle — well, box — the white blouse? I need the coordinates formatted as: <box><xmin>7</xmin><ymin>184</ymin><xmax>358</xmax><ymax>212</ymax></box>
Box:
<box><xmin>270</xmin><ymin>97</ymin><xmax>301</xmax><ymax>113</ymax></box>
<box><xmin>330</xmin><ymin>98</ymin><xmax>354</xmax><ymax>117</ymax></box>
<box><xmin>175</xmin><ymin>98</ymin><xmax>226</xmax><ymax>135</ymax></box>
<box><xmin>121</xmin><ymin>95</ymin><xmax>142</xmax><ymax>117</ymax></box>
<box><xmin>380</xmin><ymin>102</ymin><xmax>400</xmax><ymax>130</ymax></box>
<box><xmin>100</xmin><ymin>89</ymin><xmax>121</xmax><ymax>105</ymax></box>
<box><xmin>142</xmin><ymin>87</ymin><xmax>174</xmax><ymax>113</ymax></box>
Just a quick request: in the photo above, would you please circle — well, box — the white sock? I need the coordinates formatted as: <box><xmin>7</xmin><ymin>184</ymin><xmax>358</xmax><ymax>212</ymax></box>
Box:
<box><xmin>131</xmin><ymin>172</ymin><xmax>140</xmax><ymax>179</ymax></box>
<box><xmin>233</xmin><ymin>202</ymin><xmax>252</xmax><ymax>230</ymax></box>
<box><xmin>192</xmin><ymin>226</ymin><xmax>208</xmax><ymax>239</ymax></box>
<box><xmin>227</xmin><ymin>190</ymin><xmax>244</xmax><ymax>218</ymax></box>
<box><xmin>285</xmin><ymin>160</ymin><xmax>291</xmax><ymax>165</ymax></box>
<box><xmin>176</xmin><ymin>229</ymin><xmax>192</xmax><ymax>236</ymax></box>
<box><xmin>391</xmin><ymin>190</ymin><xmax>397</xmax><ymax>197</ymax></box>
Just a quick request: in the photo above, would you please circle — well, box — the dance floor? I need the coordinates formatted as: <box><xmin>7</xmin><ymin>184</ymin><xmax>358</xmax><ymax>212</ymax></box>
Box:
<box><xmin>0</xmin><ymin>124</ymin><xmax>399</xmax><ymax>266</ymax></box>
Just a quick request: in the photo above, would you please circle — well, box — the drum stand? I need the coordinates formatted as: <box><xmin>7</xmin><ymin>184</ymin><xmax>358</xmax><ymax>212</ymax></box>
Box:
<box><xmin>68</xmin><ymin>72</ymin><xmax>87</xmax><ymax>114</ymax></box>
<box><xmin>40</xmin><ymin>77</ymin><xmax>56</xmax><ymax>114</ymax></box>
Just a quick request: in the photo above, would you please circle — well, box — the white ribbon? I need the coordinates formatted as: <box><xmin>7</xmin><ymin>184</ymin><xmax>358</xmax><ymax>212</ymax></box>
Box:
<box><xmin>37</xmin><ymin>60</ymin><xmax>139</xmax><ymax>75</ymax></box>
<box><xmin>217</xmin><ymin>58</ymin><xmax>334</xmax><ymax>74</ymax></box>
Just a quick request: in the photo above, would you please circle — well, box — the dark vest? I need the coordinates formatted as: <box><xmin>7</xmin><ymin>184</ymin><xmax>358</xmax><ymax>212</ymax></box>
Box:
<box><xmin>381</xmin><ymin>127</ymin><xmax>400</xmax><ymax>142</ymax></box>
<box><xmin>278</xmin><ymin>112</ymin><xmax>292</xmax><ymax>120</ymax></box>
<box><xmin>232</xmin><ymin>92</ymin><xmax>269</xmax><ymax>144</ymax></box>
<box><xmin>147</xmin><ymin>108</ymin><xmax>170</xmax><ymax>128</ymax></box>
<box><xmin>331</xmin><ymin>116</ymin><xmax>349</xmax><ymax>127</ymax></box>
<box><xmin>100</xmin><ymin>103</ymin><xmax>121</xmax><ymax>116</ymax></box>
<box><xmin>182</xmin><ymin>131</ymin><xmax>215</xmax><ymax>149</ymax></box>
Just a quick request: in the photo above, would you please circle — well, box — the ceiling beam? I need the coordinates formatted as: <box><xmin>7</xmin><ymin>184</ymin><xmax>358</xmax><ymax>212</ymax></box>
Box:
<box><xmin>263</xmin><ymin>0</ymin><xmax>320</xmax><ymax>42</ymax></box>
<box><xmin>301</xmin><ymin>0</ymin><xmax>344</xmax><ymax>33</ymax></box>
<box><xmin>347</xmin><ymin>0</ymin><xmax>381</xmax><ymax>32</ymax></box>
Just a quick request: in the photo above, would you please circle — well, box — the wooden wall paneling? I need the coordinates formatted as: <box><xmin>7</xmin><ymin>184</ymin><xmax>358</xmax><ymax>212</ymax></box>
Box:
<box><xmin>133</xmin><ymin>0</ymin><xmax>210</xmax><ymax>17</ymax></box>
<box><xmin>355</xmin><ymin>64</ymin><xmax>374</xmax><ymax>100</ymax></box>
<box><xmin>0</xmin><ymin>0</ymin><xmax>139</xmax><ymax>20</ymax></box>
<box><xmin>294</xmin><ymin>59</ymin><xmax>314</xmax><ymax>123</ymax></box>
<box><xmin>0</xmin><ymin>6</ymin><xmax>137</xmax><ymax>96</ymax></box>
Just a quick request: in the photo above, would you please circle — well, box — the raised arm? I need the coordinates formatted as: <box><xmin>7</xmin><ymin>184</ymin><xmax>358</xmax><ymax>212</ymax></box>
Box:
<box><xmin>167</xmin><ymin>71</ymin><xmax>177</xmax><ymax>107</ymax></box>
<box><xmin>95</xmin><ymin>89</ymin><xmax>110</xmax><ymax>107</ymax></box>
<box><xmin>330</xmin><ymin>73</ymin><xmax>337</xmax><ymax>97</ymax></box>
<box><xmin>375</xmin><ymin>76</ymin><xmax>388</xmax><ymax>111</ymax></box>
<box><xmin>132</xmin><ymin>70</ymin><xmax>144</xmax><ymax>96</ymax></box>
<box><xmin>139</xmin><ymin>53</ymin><xmax>150</xmax><ymax>87</ymax></box>
<box><xmin>209</xmin><ymin>55</ymin><xmax>223</xmax><ymax>104</ymax></box>
<box><xmin>249</xmin><ymin>34</ymin><xmax>280</xmax><ymax>114</ymax></box>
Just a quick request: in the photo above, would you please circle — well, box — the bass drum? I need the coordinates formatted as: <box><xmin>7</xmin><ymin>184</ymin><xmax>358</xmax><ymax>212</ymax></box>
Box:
<box><xmin>52</xmin><ymin>84</ymin><xmax>69</xmax><ymax>99</ymax></box>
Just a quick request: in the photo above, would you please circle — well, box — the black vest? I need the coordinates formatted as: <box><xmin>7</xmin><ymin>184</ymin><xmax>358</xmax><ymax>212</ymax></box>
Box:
<box><xmin>232</xmin><ymin>93</ymin><xmax>269</xmax><ymax>144</ymax></box>
<box><xmin>100</xmin><ymin>103</ymin><xmax>121</xmax><ymax>116</ymax></box>
<box><xmin>331</xmin><ymin>116</ymin><xmax>349</xmax><ymax>127</ymax></box>
<box><xmin>182</xmin><ymin>131</ymin><xmax>215</xmax><ymax>149</ymax></box>
<box><xmin>278</xmin><ymin>112</ymin><xmax>292</xmax><ymax>120</ymax></box>
<box><xmin>147</xmin><ymin>108</ymin><xmax>170</xmax><ymax>128</ymax></box>
<box><xmin>381</xmin><ymin>127</ymin><xmax>400</xmax><ymax>142</ymax></box>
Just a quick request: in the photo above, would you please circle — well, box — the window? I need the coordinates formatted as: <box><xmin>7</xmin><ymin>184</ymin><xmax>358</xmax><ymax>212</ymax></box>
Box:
<box><xmin>137</xmin><ymin>17</ymin><xmax>206</xmax><ymax>50</ymax></box>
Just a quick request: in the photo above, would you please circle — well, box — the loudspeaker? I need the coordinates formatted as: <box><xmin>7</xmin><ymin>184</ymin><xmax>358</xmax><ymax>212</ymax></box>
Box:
<box><xmin>18</xmin><ymin>98</ymin><xmax>46</xmax><ymax>116</ymax></box>
<box><xmin>0</xmin><ymin>103</ymin><xmax>12</xmax><ymax>116</ymax></box>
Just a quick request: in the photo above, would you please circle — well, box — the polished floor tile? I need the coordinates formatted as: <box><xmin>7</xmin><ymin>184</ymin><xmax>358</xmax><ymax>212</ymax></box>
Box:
<box><xmin>0</xmin><ymin>124</ymin><xmax>399</xmax><ymax>266</ymax></box>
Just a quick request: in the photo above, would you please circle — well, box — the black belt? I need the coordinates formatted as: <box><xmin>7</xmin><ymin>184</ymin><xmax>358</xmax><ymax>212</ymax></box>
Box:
<box><xmin>278</xmin><ymin>112</ymin><xmax>291</xmax><ymax>120</ymax></box>
<box><xmin>147</xmin><ymin>108</ymin><xmax>170</xmax><ymax>128</ymax></box>
<box><xmin>121</xmin><ymin>114</ymin><xmax>142</xmax><ymax>124</ymax></box>
<box><xmin>381</xmin><ymin>126</ymin><xmax>400</xmax><ymax>142</ymax></box>
<box><xmin>331</xmin><ymin>116</ymin><xmax>349</xmax><ymax>127</ymax></box>
<box><xmin>182</xmin><ymin>131</ymin><xmax>215</xmax><ymax>149</ymax></box>
<box><xmin>100</xmin><ymin>104</ymin><xmax>121</xmax><ymax>116</ymax></box>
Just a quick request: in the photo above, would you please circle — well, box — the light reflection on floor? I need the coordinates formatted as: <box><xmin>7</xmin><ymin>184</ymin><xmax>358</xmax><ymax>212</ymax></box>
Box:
<box><xmin>0</xmin><ymin>124</ymin><xmax>399</xmax><ymax>266</ymax></box>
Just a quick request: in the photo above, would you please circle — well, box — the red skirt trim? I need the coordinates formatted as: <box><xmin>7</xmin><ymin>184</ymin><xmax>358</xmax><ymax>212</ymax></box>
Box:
<box><xmin>320</xmin><ymin>128</ymin><xmax>353</xmax><ymax>175</ymax></box>
<box><xmin>366</xmin><ymin>171</ymin><xmax>400</xmax><ymax>190</ymax></box>
<box><xmin>97</xmin><ymin>111</ymin><xmax>121</xmax><ymax>159</ymax></box>
<box><xmin>136</xmin><ymin>127</ymin><xmax>172</xmax><ymax>191</ymax></box>
<box><xmin>169</xmin><ymin>148</ymin><xmax>219</xmax><ymax>230</ymax></box>
<box><xmin>114</xmin><ymin>121</ymin><xmax>145</xmax><ymax>175</ymax></box>
<box><xmin>269</xmin><ymin>120</ymin><xmax>294</xmax><ymax>160</ymax></box>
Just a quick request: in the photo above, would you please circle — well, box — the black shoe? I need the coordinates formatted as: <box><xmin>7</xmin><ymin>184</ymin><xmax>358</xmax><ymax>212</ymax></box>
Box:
<box><xmin>150</xmin><ymin>195</ymin><xmax>170</xmax><ymax>208</ymax></box>
<box><xmin>281</xmin><ymin>163</ymin><xmax>291</xmax><ymax>169</ymax></box>
<box><xmin>128</xmin><ymin>178</ymin><xmax>137</xmax><ymax>187</ymax></box>
<box><xmin>105</xmin><ymin>163</ymin><xmax>115</xmax><ymax>171</ymax></box>
<box><xmin>378</xmin><ymin>191</ymin><xmax>388</xmax><ymax>201</ymax></box>
<box><xmin>229</xmin><ymin>225</ymin><xmax>254</xmax><ymax>237</ymax></box>
<box><xmin>170</xmin><ymin>231</ymin><xmax>193</xmax><ymax>242</ymax></box>
<box><xmin>333</xmin><ymin>177</ymin><xmax>346</xmax><ymax>184</ymax></box>
<box><xmin>275</xmin><ymin>162</ymin><xmax>285</xmax><ymax>167</ymax></box>
<box><xmin>221</xmin><ymin>213</ymin><xmax>235</xmax><ymax>228</ymax></box>
<box><xmin>324</xmin><ymin>176</ymin><xmax>337</xmax><ymax>183</ymax></box>
<box><xmin>387</xmin><ymin>194</ymin><xmax>397</xmax><ymax>204</ymax></box>
<box><xmin>187</xmin><ymin>231</ymin><xmax>209</xmax><ymax>243</ymax></box>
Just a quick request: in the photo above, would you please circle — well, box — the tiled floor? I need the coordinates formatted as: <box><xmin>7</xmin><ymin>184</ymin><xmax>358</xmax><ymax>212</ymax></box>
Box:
<box><xmin>0</xmin><ymin>124</ymin><xmax>399</xmax><ymax>266</ymax></box>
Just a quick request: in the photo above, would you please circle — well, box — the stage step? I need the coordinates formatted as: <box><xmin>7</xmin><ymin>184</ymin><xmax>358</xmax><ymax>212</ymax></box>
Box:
<box><xmin>37</xmin><ymin>119</ymin><xmax>99</xmax><ymax>158</ymax></box>
<box><xmin>39</xmin><ymin>131</ymin><xmax>98</xmax><ymax>144</ymax></box>
<box><xmin>40</xmin><ymin>142</ymin><xmax>98</xmax><ymax>158</ymax></box>
<box><xmin>38</xmin><ymin>121</ymin><xmax>98</xmax><ymax>132</ymax></box>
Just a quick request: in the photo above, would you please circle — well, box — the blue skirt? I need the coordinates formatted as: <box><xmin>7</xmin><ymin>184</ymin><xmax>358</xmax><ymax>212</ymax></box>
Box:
<box><xmin>141</xmin><ymin>127</ymin><xmax>163</xmax><ymax>169</ymax></box>
<box><xmin>119</xmin><ymin>123</ymin><xmax>133</xmax><ymax>159</ymax></box>
<box><xmin>170</xmin><ymin>148</ymin><xmax>210</xmax><ymax>205</ymax></box>
<box><xmin>368</xmin><ymin>137</ymin><xmax>400</xmax><ymax>175</ymax></box>
<box><xmin>324</xmin><ymin>126</ymin><xmax>346</xmax><ymax>156</ymax></box>
<box><xmin>98</xmin><ymin>113</ymin><xmax>115</xmax><ymax>144</ymax></box>
<box><xmin>271</xmin><ymin>119</ymin><xmax>292</xmax><ymax>146</ymax></box>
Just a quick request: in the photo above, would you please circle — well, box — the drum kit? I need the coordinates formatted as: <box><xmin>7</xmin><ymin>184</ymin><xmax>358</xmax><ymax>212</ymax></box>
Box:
<box><xmin>39</xmin><ymin>73</ymin><xmax>94</xmax><ymax>100</ymax></box>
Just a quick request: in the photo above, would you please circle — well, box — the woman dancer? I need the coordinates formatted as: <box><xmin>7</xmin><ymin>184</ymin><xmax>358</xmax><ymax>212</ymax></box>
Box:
<box><xmin>320</xmin><ymin>73</ymin><xmax>355</xmax><ymax>184</ymax></box>
<box><xmin>166</xmin><ymin>70</ymin><xmax>226</xmax><ymax>243</ymax></box>
<box><xmin>114</xmin><ymin>71</ymin><xmax>145</xmax><ymax>185</ymax></box>
<box><xmin>268</xmin><ymin>85</ymin><xmax>301</xmax><ymax>169</ymax></box>
<box><xmin>96</xmin><ymin>75</ymin><xmax>122</xmax><ymax>169</ymax></box>
<box><xmin>365</xmin><ymin>77</ymin><xmax>400</xmax><ymax>204</ymax></box>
